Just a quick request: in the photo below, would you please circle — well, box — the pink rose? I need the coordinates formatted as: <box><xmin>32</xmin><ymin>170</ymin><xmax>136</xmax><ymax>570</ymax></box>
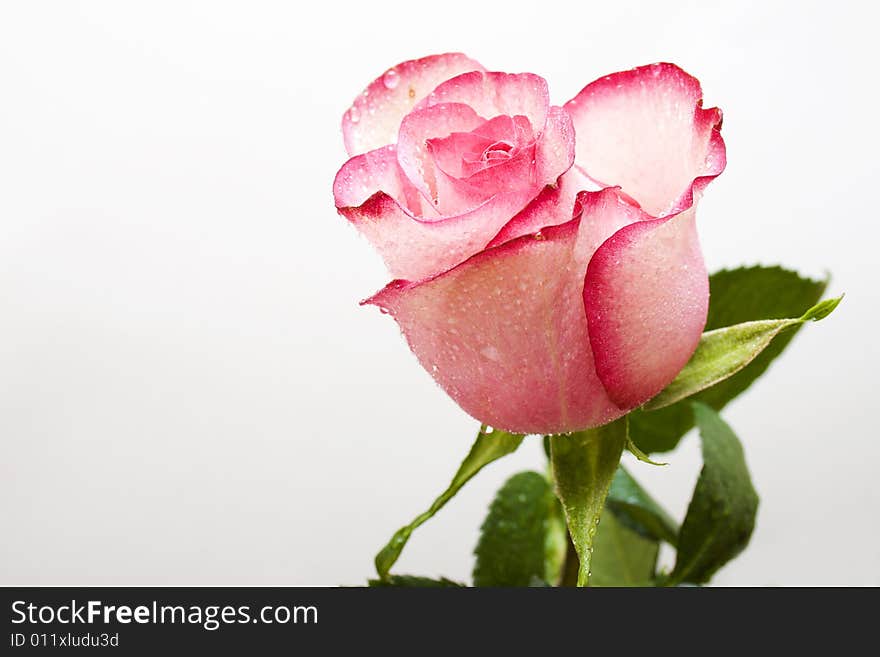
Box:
<box><xmin>333</xmin><ymin>53</ymin><xmax>725</xmax><ymax>434</ymax></box>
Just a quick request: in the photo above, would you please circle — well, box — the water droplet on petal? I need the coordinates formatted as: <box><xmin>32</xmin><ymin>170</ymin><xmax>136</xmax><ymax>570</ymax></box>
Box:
<box><xmin>348</xmin><ymin>106</ymin><xmax>361</xmax><ymax>124</ymax></box>
<box><xmin>383</xmin><ymin>68</ymin><xmax>400</xmax><ymax>89</ymax></box>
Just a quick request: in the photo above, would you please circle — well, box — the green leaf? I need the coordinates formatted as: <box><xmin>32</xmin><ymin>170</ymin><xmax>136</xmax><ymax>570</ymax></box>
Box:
<box><xmin>473</xmin><ymin>471</ymin><xmax>566</xmax><ymax>587</ymax></box>
<box><xmin>606</xmin><ymin>466</ymin><xmax>679</xmax><ymax>546</ymax></box>
<box><xmin>630</xmin><ymin>266</ymin><xmax>833</xmax><ymax>453</ymax></box>
<box><xmin>645</xmin><ymin>295</ymin><xmax>840</xmax><ymax>411</ymax></box>
<box><xmin>549</xmin><ymin>417</ymin><xmax>628</xmax><ymax>587</ymax></box>
<box><xmin>368</xmin><ymin>575</ymin><xmax>465</xmax><ymax>587</ymax></box>
<box><xmin>669</xmin><ymin>403</ymin><xmax>759</xmax><ymax>585</ymax></box>
<box><xmin>374</xmin><ymin>426</ymin><xmax>524</xmax><ymax>580</ymax></box>
<box><xmin>590</xmin><ymin>509</ymin><xmax>659</xmax><ymax>587</ymax></box>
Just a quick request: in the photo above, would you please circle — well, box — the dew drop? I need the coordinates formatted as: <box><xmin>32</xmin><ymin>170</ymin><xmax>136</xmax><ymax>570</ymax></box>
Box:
<box><xmin>383</xmin><ymin>68</ymin><xmax>400</xmax><ymax>89</ymax></box>
<box><xmin>348</xmin><ymin>106</ymin><xmax>361</xmax><ymax>124</ymax></box>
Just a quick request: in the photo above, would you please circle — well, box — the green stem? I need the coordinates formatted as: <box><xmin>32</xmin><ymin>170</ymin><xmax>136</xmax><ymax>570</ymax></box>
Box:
<box><xmin>549</xmin><ymin>417</ymin><xmax>628</xmax><ymax>587</ymax></box>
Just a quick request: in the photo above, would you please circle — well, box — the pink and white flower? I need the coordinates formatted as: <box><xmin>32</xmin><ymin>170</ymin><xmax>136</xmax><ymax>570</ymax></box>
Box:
<box><xmin>333</xmin><ymin>53</ymin><xmax>725</xmax><ymax>434</ymax></box>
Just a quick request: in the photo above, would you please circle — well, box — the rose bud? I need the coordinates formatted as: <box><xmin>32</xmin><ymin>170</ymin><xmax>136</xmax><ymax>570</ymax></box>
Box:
<box><xmin>334</xmin><ymin>54</ymin><xmax>725</xmax><ymax>435</ymax></box>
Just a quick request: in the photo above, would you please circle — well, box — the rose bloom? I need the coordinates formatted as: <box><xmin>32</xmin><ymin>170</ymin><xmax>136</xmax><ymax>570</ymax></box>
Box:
<box><xmin>333</xmin><ymin>53</ymin><xmax>725</xmax><ymax>435</ymax></box>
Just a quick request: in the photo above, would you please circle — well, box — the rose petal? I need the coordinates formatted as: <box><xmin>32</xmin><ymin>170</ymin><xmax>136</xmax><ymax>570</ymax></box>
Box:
<box><xmin>429</xmin><ymin>129</ymin><xmax>505</xmax><ymax>180</ymax></box>
<box><xmin>565</xmin><ymin>63</ymin><xmax>725</xmax><ymax>216</ymax></box>
<box><xmin>333</xmin><ymin>145</ymin><xmax>412</xmax><ymax>212</ymax></box>
<box><xmin>396</xmin><ymin>102</ymin><xmax>487</xmax><ymax>210</ymax></box>
<box><xmin>418</xmin><ymin>71</ymin><xmax>550</xmax><ymax>131</ymax></box>
<box><xmin>342</xmin><ymin>53</ymin><xmax>485</xmax><ymax>157</ymax></box>
<box><xmin>431</xmin><ymin>143</ymin><xmax>537</xmax><ymax>215</ymax></box>
<box><xmin>364</xmin><ymin>188</ymin><xmax>652</xmax><ymax>434</ymax></box>
<box><xmin>488</xmin><ymin>165</ymin><xmax>602</xmax><ymax>248</ymax></box>
<box><xmin>535</xmin><ymin>106</ymin><xmax>576</xmax><ymax>188</ymax></box>
<box><xmin>337</xmin><ymin>188</ymin><xmax>539</xmax><ymax>281</ymax></box>
<box><xmin>333</xmin><ymin>144</ymin><xmax>439</xmax><ymax>219</ymax></box>
<box><xmin>583</xmin><ymin>207</ymin><xmax>709</xmax><ymax>409</ymax></box>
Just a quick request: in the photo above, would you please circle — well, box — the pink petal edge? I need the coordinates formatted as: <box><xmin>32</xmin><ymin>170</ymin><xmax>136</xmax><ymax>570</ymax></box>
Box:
<box><xmin>342</xmin><ymin>53</ymin><xmax>485</xmax><ymax>157</ymax></box>
<box><xmin>415</xmin><ymin>70</ymin><xmax>551</xmax><ymax>131</ymax></box>
<box><xmin>564</xmin><ymin>62</ymin><xmax>726</xmax><ymax>217</ymax></box>
<box><xmin>337</xmin><ymin>187</ymin><xmax>539</xmax><ymax>281</ymax></box>
<box><xmin>583</xmin><ymin>207</ymin><xmax>709</xmax><ymax>409</ymax></box>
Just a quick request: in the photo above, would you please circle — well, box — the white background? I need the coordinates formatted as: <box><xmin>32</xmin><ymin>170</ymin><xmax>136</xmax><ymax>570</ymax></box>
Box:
<box><xmin>1</xmin><ymin>0</ymin><xmax>877</xmax><ymax>586</ymax></box>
